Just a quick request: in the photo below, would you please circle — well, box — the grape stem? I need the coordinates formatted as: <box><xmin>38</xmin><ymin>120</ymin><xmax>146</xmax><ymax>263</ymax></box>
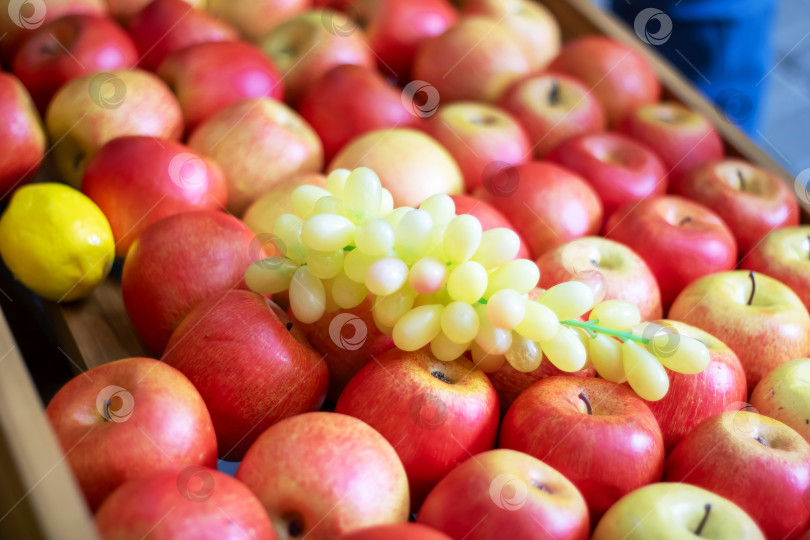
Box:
<box><xmin>561</xmin><ymin>319</ymin><xmax>650</xmax><ymax>344</ymax></box>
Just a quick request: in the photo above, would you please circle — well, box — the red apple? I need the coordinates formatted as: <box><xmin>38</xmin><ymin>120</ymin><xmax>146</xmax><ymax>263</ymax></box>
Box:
<box><xmin>751</xmin><ymin>358</ymin><xmax>810</xmax><ymax>444</ymax></box>
<box><xmin>157</xmin><ymin>40</ymin><xmax>284</xmax><ymax>133</ymax></box>
<box><xmin>260</xmin><ymin>8</ymin><xmax>375</xmax><ymax>105</ymax></box>
<box><xmin>188</xmin><ymin>98</ymin><xmax>323</xmax><ymax>216</ymax></box>
<box><xmin>473</xmin><ymin>161</ymin><xmax>603</xmax><ymax>258</ymax></box>
<box><xmin>340</xmin><ymin>523</ymin><xmax>452</xmax><ymax>540</ymax></box>
<box><xmin>107</xmin><ymin>0</ymin><xmax>199</xmax><ymax>24</ymax></box>
<box><xmin>328</xmin><ymin>128</ymin><xmax>463</xmax><ymax>207</ymax></box>
<box><xmin>449</xmin><ymin>193</ymin><xmax>531</xmax><ymax>260</ymax></box>
<box><xmin>665</xmin><ymin>410</ymin><xmax>810</xmax><ymax>539</ymax></box>
<box><xmin>297</xmin><ymin>64</ymin><xmax>417</xmax><ymax>161</ymax></box>
<box><xmin>126</xmin><ymin>0</ymin><xmax>238</xmax><ymax>71</ymax></box>
<box><xmin>535</xmin><ymin>236</ymin><xmax>663</xmax><ymax>321</ymax></box>
<box><xmin>673</xmin><ymin>159</ymin><xmax>800</xmax><ymax>255</ymax></box>
<box><xmin>499</xmin><ymin>376</ymin><xmax>665</xmax><ymax>519</ymax></box>
<box><xmin>668</xmin><ymin>270</ymin><xmax>810</xmax><ymax>390</ymax></box>
<box><xmin>236</xmin><ymin>412</ymin><xmax>410</xmax><ymax>538</ymax></box>
<box><xmin>498</xmin><ymin>72</ymin><xmax>606</xmax><ymax>158</ymax></box>
<box><xmin>335</xmin><ymin>348</ymin><xmax>499</xmax><ymax>507</ymax></box>
<box><xmin>422</xmin><ymin>102</ymin><xmax>531</xmax><ymax>193</ymax></box>
<box><xmin>45</xmin><ymin>357</ymin><xmax>217</xmax><ymax>510</ymax></box>
<box><xmin>604</xmin><ymin>195</ymin><xmax>737</xmax><ymax>307</ymax></box>
<box><xmin>641</xmin><ymin>320</ymin><xmax>747</xmax><ymax>453</ymax></box>
<box><xmin>617</xmin><ymin>101</ymin><xmax>724</xmax><ymax>182</ymax></box>
<box><xmin>12</xmin><ymin>14</ymin><xmax>137</xmax><ymax>112</ymax></box>
<box><xmin>549</xmin><ymin>36</ymin><xmax>661</xmax><ymax>126</ymax></box>
<box><xmin>121</xmin><ymin>210</ymin><xmax>259</xmax><ymax>354</ymax></box>
<box><xmin>742</xmin><ymin>226</ymin><xmax>810</xmax><ymax>312</ymax></box>
<box><xmin>412</xmin><ymin>16</ymin><xmax>531</xmax><ymax>103</ymax></box>
<box><xmin>95</xmin><ymin>467</ymin><xmax>276</xmax><ymax>539</ymax></box>
<box><xmin>163</xmin><ymin>290</ymin><xmax>329</xmax><ymax>460</ymax></box>
<box><xmin>206</xmin><ymin>0</ymin><xmax>310</xmax><ymax>43</ymax></box>
<box><xmin>418</xmin><ymin>449</ymin><xmax>589</xmax><ymax>540</ymax></box>
<box><xmin>45</xmin><ymin>68</ymin><xmax>183</xmax><ymax>187</ymax></box>
<box><xmin>546</xmin><ymin>132</ymin><xmax>668</xmax><ymax>217</ymax></box>
<box><xmin>82</xmin><ymin>136</ymin><xmax>228</xmax><ymax>257</ymax></box>
<box><xmin>0</xmin><ymin>73</ymin><xmax>46</xmax><ymax>198</ymax></box>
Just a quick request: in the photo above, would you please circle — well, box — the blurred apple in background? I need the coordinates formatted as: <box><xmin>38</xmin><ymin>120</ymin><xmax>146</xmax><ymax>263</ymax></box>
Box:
<box><xmin>158</xmin><ymin>40</ymin><xmax>284</xmax><ymax>133</ymax></box>
<box><xmin>412</xmin><ymin>16</ymin><xmax>531</xmax><ymax>103</ymax></box>
<box><xmin>498</xmin><ymin>72</ymin><xmax>606</xmax><ymax>158</ymax></box>
<box><xmin>0</xmin><ymin>73</ymin><xmax>46</xmax><ymax>198</ymax></box>
<box><xmin>297</xmin><ymin>64</ymin><xmax>417</xmax><ymax>161</ymax></box>
<box><xmin>45</xmin><ymin>357</ymin><xmax>217</xmax><ymax>510</ymax></box>
<box><xmin>95</xmin><ymin>468</ymin><xmax>276</xmax><ymax>540</ymax></box>
<box><xmin>261</xmin><ymin>8</ymin><xmax>375</xmax><ymax>105</ymax></box>
<box><xmin>449</xmin><ymin>194</ymin><xmax>531</xmax><ymax>260</ymax></box>
<box><xmin>340</xmin><ymin>523</ymin><xmax>452</xmax><ymax>540</ymax></box>
<box><xmin>329</xmin><ymin>128</ymin><xmax>463</xmax><ymax>207</ymax></box>
<box><xmin>617</xmin><ymin>101</ymin><xmax>724</xmax><ymax>181</ymax></box>
<box><xmin>206</xmin><ymin>0</ymin><xmax>310</xmax><ymax>43</ymax></box>
<box><xmin>108</xmin><ymin>0</ymin><xmax>202</xmax><ymax>24</ymax></box>
<box><xmin>12</xmin><ymin>14</ymin><xmax>138</xmax><ymax>111</ymax></box>
<box><xmin>665</xmin><ymin>410</ymin><xmax>810</xmax><ymax>539</ymax></box>
<box><xmin>418</xmin><ymin>449</ymin><xmax>589</xmax><ymax>540</ymax></box>
<box><xmin>126</xmin><ymin>0</ymin><xmax>238</xmax><ymax>71</ymax></box>
<box><xmin>121</xmin><ymin>210</ymin><xmax>259</xmax><ymax>354</ymax></box>
<box><xmin>669</xmin><ymin>270</ymin><xmax>810</xmax><ymax>390</ymax></box>
<box><xmin>336</xmin><ymin>349</ymin><xmax>499</xmax><ymax>507</ymax></box>
<box><xmin>474</xmin><ymin>162</ymin><xmax>603</xmax><ymax>258</ymax></box>
<box><xmin>422</xmin><ymin>102</ymin><xmax>531</xmax><ymax>193</ymax></box>
<box><xmin>742</xmin><ymin>225</ymin><xmax>810</xmax><ymax>312</ymax></box>
<box><xmin>236</xmin><ymin>412</ymin><xmax>410</xmax><ymax>539</ymax></box>
<box><xmin>45</xmin><ymin>69</ymin><xmax>183</xmax><ymax>187</ymax></box>
<box><xmin>546</xmin><ymin>132</ymin><xmax>668</xmax><ymax>217</ymax></box>
<box><xmin>592</xmin><ymin>482</ymin><xmax>765</xmax><ymax>540</ymax></box>
<box><xmin>163</xmin><ymin>290</ymin><xmax>329</xmax><ymax>460</ymax></box>
<box><xmin>82</xmin><ymin>136</ymin><xmax>227</xmax><ymax>257</ymax></box>
<box><xmin>535</xmin><ymin>236</ymin><xmax>663</xmax><ymax>321</ymax></box>
<box><xmin>675</xmin><ymin>159</ymin><xmax>800</xmax><ymax>255</ymax></box>
<box><xmin>188</xmin><ymin>98</ymin><xmax>323</xmax><ymax>216</ymax></box>
<box><xmin>549</xmin><ymin>36</ymin><xmax>660</xmax><ymax>125</ymax></box>
<box><xmin>642</xmin><ymin>320</ymin><xmax>747</xmax><ymax>453</ymax></box>
<box><xmin>500</xmin><ymin>376</ymin><xmax>665</xmax><ymax>519</ymax></box>
<box><xmin>751</xmin><ymin>358</ymin><xmax>810</xmax><ymax>444</ymax></box>
<box><xmin>605</xmin><ymin>196</ymin><xmax>737</xmax><ymax>307</ymax></box>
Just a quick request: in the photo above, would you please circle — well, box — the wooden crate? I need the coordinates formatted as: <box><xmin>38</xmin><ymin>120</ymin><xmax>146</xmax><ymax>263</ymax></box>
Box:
<box><xmin>0</xmin><ymin>0</ymin><xmax>799</xmax><ymax>538</ymax></box>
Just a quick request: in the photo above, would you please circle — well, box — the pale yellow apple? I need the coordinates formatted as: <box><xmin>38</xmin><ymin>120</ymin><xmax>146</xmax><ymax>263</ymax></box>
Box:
<box><xmin>751</xmin><ymin>358</ymin><xmax>810</xmax><ymax>443</ymax></box>
<box><xmin>206</xmin><ymin>0</ymin><xmax>307</xmax><ymax>42</ymax></box>
<box><xmin>242</xmin><ymin>172</ymin><xmax>326</xmax><ymax>236</ymax></box>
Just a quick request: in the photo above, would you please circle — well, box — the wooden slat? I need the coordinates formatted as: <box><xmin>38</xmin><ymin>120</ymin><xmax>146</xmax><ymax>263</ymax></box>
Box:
<box><xmin>0</xmin><ymin>308</ymin><xmax>99</xmax><ymax>540</ymax></box>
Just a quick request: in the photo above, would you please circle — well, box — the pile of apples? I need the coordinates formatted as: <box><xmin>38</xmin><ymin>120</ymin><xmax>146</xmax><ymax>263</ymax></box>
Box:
<box><xmin>2</xmin><ymin>0</ymin><xmax>810</xmax><ymax>538</ymax></box>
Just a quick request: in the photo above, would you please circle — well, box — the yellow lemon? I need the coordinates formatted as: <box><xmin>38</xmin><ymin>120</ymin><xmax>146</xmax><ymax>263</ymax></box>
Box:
<box><xmin>0</xmin><ymin>183</ymin><xmax>114</xmax><ymax>302</ymax></box>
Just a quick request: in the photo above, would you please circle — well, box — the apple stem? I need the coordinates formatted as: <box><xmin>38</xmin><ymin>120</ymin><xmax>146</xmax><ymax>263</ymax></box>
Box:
<box><xmin>561</xmin><ymin>319</ymin><xmax>649</xmax><ymax>345</ymax></box>
<box><xmin>678</xmin><ymin>216</ymin><xmax>692</xmax><ymax>226</ymax></box>
<box><xmin>747</xmin><ymin>271</ymin><xmax>756</xmax><ymax>306</ymax></box>
<box><xmin>578</xmin><ymin>391</ymin><xmax>593</xmax><ymax>414</ymax></box>
<box><xmin>737</xmin><ymin>169</ymin><xmax>746</xmax><ymax>191</ymax></box>
<box><xmin>549</xmin><ymin>79</ymin><xmax>561</xmax><ymax>106</ymax></box>
<box><xmin>695</xmin><ymin>503</ymin><xmax>711</xmax><ymax>536</ymax></box>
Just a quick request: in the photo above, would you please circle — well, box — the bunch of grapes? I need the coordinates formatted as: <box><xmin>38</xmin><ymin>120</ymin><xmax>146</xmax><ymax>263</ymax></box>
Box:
<box><xmin>246</xmin><ymin>167</ymin><xmax>709</xmax><ymax>400</ymax></box>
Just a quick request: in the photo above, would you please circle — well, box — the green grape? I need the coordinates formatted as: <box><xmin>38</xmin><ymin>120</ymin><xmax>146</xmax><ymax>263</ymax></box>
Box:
<box><xmin>395</xmin><ymin>209</ymin><xmax>433</xmax><ymax>263</ymax></box>
<box><xmin>589</xmin><ymin>299</ymin><xmax>641</xmax><ymax>331</ymax></box>
<box><xmin>419</xmin><ymin>193</ymin><xmax>455</xmax><ymax>226</ymax></box>
<box><xmin>413</xmin><ymin>288</ymin><xmax>450</xmax><ymax>307</ymax></box>
<box><xmin>344</xmin><ymin>167</ymin><xmax>381</xmax><ymax>223</ymax></box>
<box><xmin>540</xmin><ymin>326</ymin><xmax>587</xmax><ymax>372</ymax></box>
<box><xmin>372</xmin><ymin>308</ymin><xmax>393</xmax><ymax>335</ymax></box>
<box><xmin>649</xmin><ymin>333</ymin><xmax>710</xmax><ymax>375</ymax></box>
<box><xmin>331</xmin><ymin>270</ymin><xmax>368</xmax><ymax>309</ymax></box>
<box><xmin>291</xmin><ymin>185</ymin><xmax>332</xmax><ymax>217</ymax></box>
<box><xmin>588</xmin><ymin>334</ymin><xmax>625</xmax><ymax>383</ymax></box>
<box><xmin>471</xmin><ymin>342</ymin><xmax>505</xmax><ymax>373</ymax></box>
<box><xmin>392</xmin><ymin>304</ymin><xmax>443</xmax><ymax>351</ymax></box>
<box><xmin>366</xmin><ymin>257</ymin><xmax>408</xmax><ymax>296</ymax></box>
<box><xmin>505</xmin><ymin>333</ymin><xmax>542</xmax><ymax>373</ymax></box>
<box><xmin>446</xmin><ymin>261</ymin><xmax>488</xmax><ymax>303</ymax></box>
<box><xmin>622</xmin><ymin>340</ymin><xmax>669</xmax><ymax>401</ymax></box>
<box><xmin>408</xmin><ymin>256</ymin><xmax>447</xmax><ymax>295</ymax></box>
<box><xmin>384</xmin><ymin>207</ymin><xmax>412</xmax><ymax>230</ymax></box>
<box><xmin>312</xmin><ymin>195</ymin><xmax>344</xmax><ymax>216</ymax></box>
<box><xmin>306</xmin><ymin>249</ymin><xmax>344</xmax><ymax>280</ymax></box>
<box><xmin>514</xmin><ymin>301</ymin><xmax>559</xmax><ymax>342</ymax></box>
<box><xmin>471</xmin><ymin>228</ymin><xmax>520</xmax><ymax>269</ymax></box>
<box><xmin>485</xmin><ymin>260</ymin><xmax>540</xmax><ymax>296</ymax></box>
<box><xmin>355</xmin><ymin>218</ymin><xmax>395</xmax><ymax>256</ymax></box>
<box><xmin>273</xmin><ymin>213</ymin><xmax>307</xmax><ymax>263</ymax></box>
<box><xmin>430</xmin><ymin>331</ymin><xmax>469</xmax><ymax>362</ymax></box>
<box><xmin>474</xmin><ymin>304</ymin><xmax>512</xmax><ymax>355</ymax></box>
<box><xmin>320</xmin><ymin>277</ymin><xmax>340</xmax><ymax>313</ymax></box>
<box><xmin>301</xmin><ymin>213</ymin><xmax>355</xmax><ymax>252</ymax></box>
<box><xmin>374</xmin><ymin>286</ymin><xmax>416</xmax><ymax>328</ymax></box>
<box><xmin>245</xmin><ymin>258</ymin><xmax>298</xmax><ymax>294</ymax></box>
<box><xmin>380</xmin><ymin>188</ymin><xmax>394</xmax><ymax>217</ymax></box>
<box><xmin>441</xmin><ymin>301</ymin><xmax>479</xmax><ymax>344</ymax></box>
<box><xmin>325</xmin><ymin>168</ymin><xmax>350</xmax><ymax>198</ymax></box>
<box><xmin>343</xmin><ymin>249</ymin><xmax>380</xmax><ymax>283</ymax></box>
<box><xmin>537</xmin><ymin>281</ymin><xmax>594</xmax><ymax>321</ymax></box>
<box><xmin>443</xmin><ymin>214</ymin><xmax>482</xmax><ymax>264</ymax></box>
<box><xmin>424</xmin><ymin>224</ymin><xmax>447</xmax><ymax>261</ymax></box>
<box><xmin>486</xmin><ymin>289</ymin><xmax>526</xmax><ymax>330</ymax></box>
<box><xmin>289</xmin><ymin>266</ymin><xmax>325</xmax><ymax>324</ymax></box>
